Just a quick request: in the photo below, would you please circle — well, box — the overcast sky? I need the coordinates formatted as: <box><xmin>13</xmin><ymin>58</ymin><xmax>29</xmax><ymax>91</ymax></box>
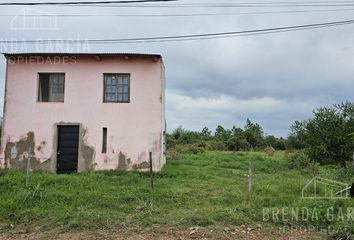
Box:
<box><xmin>0</xmin><ymin>0</ymin><xmax>354</xmax><ymax>137</ymax></box>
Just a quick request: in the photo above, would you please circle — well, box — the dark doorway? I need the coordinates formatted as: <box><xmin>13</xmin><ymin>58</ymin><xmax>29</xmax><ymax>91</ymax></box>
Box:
<box><xmin>57</xmin><ymin>126</ymin><xmax>79</xmax><ymax>174</ymax></box>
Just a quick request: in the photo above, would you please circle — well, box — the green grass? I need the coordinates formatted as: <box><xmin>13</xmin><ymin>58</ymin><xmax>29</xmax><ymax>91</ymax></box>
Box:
<box><xmin>0</xmin><ymin>151</ymin><xmax>353</xmax><ymax>233</ymax></box>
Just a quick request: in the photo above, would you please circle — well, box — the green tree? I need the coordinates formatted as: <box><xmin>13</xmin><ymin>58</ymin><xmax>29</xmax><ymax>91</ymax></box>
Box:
<box><xmin>215</xmin><ymin>125</ymin><xmax>231</xmax><ymax>142</ymax></box>
<box><xmin>201</xmin><ymin>127</ymin><xmax>212</xmax><ymax>140</ymax></box>
<box><xmin>290</xmin><ymin>102</ymin><xmax>354</xmax><ymax>166</ymax></box>
<box><xmin>244</xmin><ymin>119</ymin><xmax>264</xmax><ymax>149</ymax></box>
<box><xmin>226</xmin><ymin>126</ymin><xmax>249</xmax><ymax>151</ymax></box>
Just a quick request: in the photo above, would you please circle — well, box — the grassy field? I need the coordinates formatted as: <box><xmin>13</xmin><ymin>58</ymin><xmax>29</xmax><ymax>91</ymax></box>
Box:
<box><xmin>0</xmin><ymin>151</ymin><xmax>353</xmax><ymax>238</ymax></box>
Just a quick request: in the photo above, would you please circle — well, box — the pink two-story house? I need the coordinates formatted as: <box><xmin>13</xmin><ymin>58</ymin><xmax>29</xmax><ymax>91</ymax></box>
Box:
<box><xmin>0</xmin><ymin>53</ymin><xmax>166</xmax><ymax>173</ymax></box>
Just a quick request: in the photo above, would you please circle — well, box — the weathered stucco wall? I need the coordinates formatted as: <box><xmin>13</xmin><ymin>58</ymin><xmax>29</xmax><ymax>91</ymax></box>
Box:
<box><xmin>0</xmin><ymin>55</ymin><xmax>166</xmax><ymax>172</ymax></box>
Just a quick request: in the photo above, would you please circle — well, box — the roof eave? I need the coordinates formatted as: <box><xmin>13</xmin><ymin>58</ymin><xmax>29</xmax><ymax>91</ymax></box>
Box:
<box><xmin>2</xmin><ymin>52</ymin><xmax>162</xmax><ymax>60</ymax></box>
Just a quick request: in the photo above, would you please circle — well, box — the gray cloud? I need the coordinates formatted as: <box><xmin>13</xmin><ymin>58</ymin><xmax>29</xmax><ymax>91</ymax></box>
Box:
<box><xmin>0</xmin><ymin>1</ymin><xmax>354</xmax><ymax>136</ymax></box>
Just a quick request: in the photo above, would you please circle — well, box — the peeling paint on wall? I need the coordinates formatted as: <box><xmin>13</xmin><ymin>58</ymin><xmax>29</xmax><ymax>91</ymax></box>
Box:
<box><xmin>36</xmin><ymin>141</ymin><xmax>46</xmax><ymax>153</ymax></box>
<box><xmin>134</xmin><ymin>151</ymin><xmax>150</xmax><ymax>170</ymax></box>
<box><xmin>3</xmin><ymin>129</ymin><xmax>161</xmax><ymax>173</ymax></box>
<box><xmin>149</xmin><ymin>132</ymin><xmax>163</xmax><ymax>170</ymax></box>
<box><xmin>132</xmin><ymin>161</ymin><xmax>150</xmax><ymax>170</ymax></box>
<box><xmin>81</xmin><ymin>144</ymin><xmax>95</xmax><ymax>171</ymax></box>
<box><xmin>5</xmin><ymin>132</ymin><xmax>53</xmax><ymax>171</ymax></box>
<box><xmin>117</xmin><ymin>151</ymin><xmax>131</xmax><ymax>170</ymax></box>
<box><xmin>116</xmin><ymin>151</ymin><xmax>150</xmax><ymax>171</ymax></box>
<box><xmin>4</xmin><ymin>124</ymin><xmax>97</xmax><ymax>172</ymax></box>
<box><xmin>80</xmin><ymin>126</ymin><xmax>95</xmax><ymax>171</ymax></box>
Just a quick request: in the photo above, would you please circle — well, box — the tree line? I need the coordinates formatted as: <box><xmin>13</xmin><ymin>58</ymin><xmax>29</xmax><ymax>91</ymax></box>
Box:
<box><xmin>168</xmin><ymin>102</ymin><xmax>354</xmax><ymax>166</ymax></box>
<box><xmin>167</xmin><ymin>118</ymin><xmax>290</xmax><ymax>152</ymax></box>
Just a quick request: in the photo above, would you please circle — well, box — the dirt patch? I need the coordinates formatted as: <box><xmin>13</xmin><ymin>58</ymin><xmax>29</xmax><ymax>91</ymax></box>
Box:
<box><xmin>0</xmin><ymin>225</ymin><xmax>326</xmax><ymax>240</ymax></box>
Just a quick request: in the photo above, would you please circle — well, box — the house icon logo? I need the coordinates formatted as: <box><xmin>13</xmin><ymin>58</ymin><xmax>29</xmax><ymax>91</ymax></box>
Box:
<box><xmin>301</xmin><ymin>176</ymin><xmax>351</xmax><ymax>199</ymax></box>
<box><xmin>10</xmin><ymin>8</ymin><xmax>58</xmax><ymax>31</ymax></box>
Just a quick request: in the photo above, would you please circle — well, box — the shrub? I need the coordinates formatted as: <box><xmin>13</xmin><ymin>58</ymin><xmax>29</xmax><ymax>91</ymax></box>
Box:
<box><xmin>289</xmin><ymin>151</ymin><xmax>311</xmax><ymax>168</ymax></box>
<box><xmin>175</xmin><ymin>144</ymin><xmax>205</xmax><ymax>154</ymax></box>
<box><xmin>206</xmin><ymin>141</ymin><xmax>226</xmax><ymax>151</ymax></box>
<box><xmin>265</xmin><ymin>146</ymin><xmax>275</xmax><ymax>156</ymax></box>
<box><xmin>168</xmin><ymin>151</ymin><xmax>181</xmax><ymax>161</ymax></box>
<box><xmin>336</xmin><ymin>163</ymin><xmax>354</xmax><ymax>181</ymax></box>
<box><xmin>283</xmin><ymin>149</ymin><xmax>294</xmax><ymax>160</ymax></box>
<box><xmin>226</xmin><ymin>137</ymin><xmax>250</xmax><ymax>151</ymax></box>
<box><xmin>289</xmin><ymin>150</ymin><xmax>319</xmax><ymax>176</ymax></box>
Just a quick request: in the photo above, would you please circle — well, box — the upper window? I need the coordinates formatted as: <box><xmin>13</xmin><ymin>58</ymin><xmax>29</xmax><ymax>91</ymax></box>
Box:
<box><xmin>103</xmin><ymin>74</ymin><xmax>130</xmax><ymax>103</ymax></box>
<box><xmin>38</xmin><ymin>73</ymin><xmax>65</xmax><ymax>102</ymax></box>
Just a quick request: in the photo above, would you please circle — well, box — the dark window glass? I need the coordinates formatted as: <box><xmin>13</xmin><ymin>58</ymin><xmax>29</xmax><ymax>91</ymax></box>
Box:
<box><xmin>104</xmin><ymin>74</ymin><xmax>130</xmax><ymax>103</ymax></box>
<box><xmin>102</xmin><ymin>128</ymin><xmax>107</xmax><ymax>153</ymax></box>
<box><xmin>38</xmin><ymin>73</ymin><xmax>65</xmax><ymax>102</ymax></box>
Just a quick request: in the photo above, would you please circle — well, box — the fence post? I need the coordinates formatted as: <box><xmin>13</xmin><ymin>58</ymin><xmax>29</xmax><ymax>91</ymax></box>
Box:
<box><xmin>25</xmin><ymin>148</ymin><xmax>31</xmax><ymax>186</ymax></box>
<box><xmin>248</xmin><ymin>161</ymin><xmax>252</xmax><ymax>197</ymax></box>
<box><xmin>149</xmin><ymin>152</ymin><xmax>154</xmax><ymax>190</ymax></box>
